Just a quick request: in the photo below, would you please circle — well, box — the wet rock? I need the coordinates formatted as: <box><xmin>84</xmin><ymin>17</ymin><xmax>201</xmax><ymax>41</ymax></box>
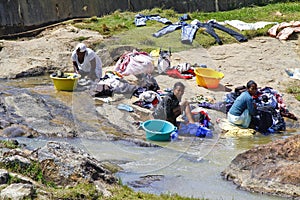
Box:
<box><xmin>96</xmin><ymin>104</ymin><xmax>140</xmax><ymax>137</ymax></box>
<box><xmin>0</xmin><ymin>169</ymin><xmax>9</xmax><ymax>184</ymax></box>
<box><xmin>0</xmin><ymin>90</ymin><xmax>77</xmax><ymax>138</ymax></box>
<box><xmin>0</xmin><ymin>183</ymin><xmax>34</xmax><ymax>200</ymax></box>
<box><xmin>0</xmin><ymin>119</ymin><xmax>10</xmax><ymax>129</ymax></box>
<box><xmin>221</xmin><ymin>134</ymin><xmax>300</xmax><ymax>199</ymax></box>
<box><xmin>0</xmin><ymin>155</ymin><xmax>31</xmax><ymax>168</ymax></box>
<box><xmin>97</xmin><ymin>49</ymin><xmax>114</xmax><ymax>68</ymax></box>
<box><xmin>109</xmin><ymin>45</ymin><xmax>137</xmax><ymax>62</ymax></box>
<box><xmin>2</xmin><ymin>125</ymin><xmax>27</xmax><ymax>137</ymax></box>
<box><xmin>94</xmin><ymin>180</ymin><xmax>113</xmax><ymax>197</ymax></box>
<box><xmin>0</xmin><ymin>141</ymin><xmax>118</xmax><ymax>197</ymax></box>
<box><xmin>128</xmin><ymin>175</ymin><xmax>164</xmax><ymax>188</ymax></box>
<box><xmin>36</xmin><ymin>141</ymin><xmax>118</xmax><ymax>186</ymax></box>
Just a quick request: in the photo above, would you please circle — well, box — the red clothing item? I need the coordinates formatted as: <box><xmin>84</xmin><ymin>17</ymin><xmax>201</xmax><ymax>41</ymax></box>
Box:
<box><xmin>166</xmin><ymin>69</ymin><xmax>193</xmax><ymax>79</ymax></box>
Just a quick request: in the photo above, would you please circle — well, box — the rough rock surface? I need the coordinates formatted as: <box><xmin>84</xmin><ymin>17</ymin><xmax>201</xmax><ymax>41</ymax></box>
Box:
<box><xmin>221</xmin><ymin>134</ymin><xmax>300</xmax><ymax>199</ymax></box>
<box><xmin>0</xmin><ymin>90</ymin><xmax>77</xmax><ymax>138</ymax></box>
<box><xmin>0</xmin><ymin>183</ymin><xmax>34</xmax><ymax>200</ymax></box>
<box><xmin>0</xmin><ymin>141</ymin><xmax>118</xmax><ymax>198</ymax></box>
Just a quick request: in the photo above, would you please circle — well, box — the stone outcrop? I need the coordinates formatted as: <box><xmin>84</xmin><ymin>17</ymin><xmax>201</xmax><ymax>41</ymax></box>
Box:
<box><xmin>221</xmin><ymin>134</ymin><xmax>300</xmax><ymax>199</ymax></box>
<box><xmin>0</xmin><ymin>183</ymin><xmax>34</xmax><ymax>200</ymax></box>
<box><xmin>0</xmin><ymin>141</ymin><xmax>118</xmax><ymax>198</ymax></box>
<box><xmin>0</xmin><ymin>91</ymin><xmax>77</xmax><ymax>138</ymax></box>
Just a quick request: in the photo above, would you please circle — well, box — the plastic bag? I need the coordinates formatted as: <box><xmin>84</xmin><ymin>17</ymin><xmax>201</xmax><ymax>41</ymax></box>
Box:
<box><xmin>157</xmin><ymin>48</ymin><xmax>171</xmax><ymax>74</ymax></box>
<box><xmin>115</xmin><ymin>50</ymin><xmax>154</xmax><ymax>76</ymax></box>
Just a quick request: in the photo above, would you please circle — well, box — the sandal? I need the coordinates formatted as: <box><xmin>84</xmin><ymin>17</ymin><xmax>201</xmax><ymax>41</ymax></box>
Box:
<box><xmin>117</xmin><ymin>104</ymin><xmax>134</xmax><ymax>112</ymax></box>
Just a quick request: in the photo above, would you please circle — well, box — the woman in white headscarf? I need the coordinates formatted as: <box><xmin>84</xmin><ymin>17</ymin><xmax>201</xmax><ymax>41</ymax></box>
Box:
<box><xmin>71</xmin><ymin>43</ymin><xmax>102</xmax><ymax>80</ymax></box>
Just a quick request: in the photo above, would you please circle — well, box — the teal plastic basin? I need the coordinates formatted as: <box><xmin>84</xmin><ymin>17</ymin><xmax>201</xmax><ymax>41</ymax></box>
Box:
<box><xmin>142</xmin><ymin>119</ymin><xmax>177</xmax><ymax>141</ymax></box>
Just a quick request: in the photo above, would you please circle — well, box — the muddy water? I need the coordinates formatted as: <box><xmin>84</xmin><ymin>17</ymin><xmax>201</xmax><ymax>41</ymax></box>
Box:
<box><xmin>2</xmin><ymin>76</ymin><xmax>298</xmax><ymax>200</ymax></box>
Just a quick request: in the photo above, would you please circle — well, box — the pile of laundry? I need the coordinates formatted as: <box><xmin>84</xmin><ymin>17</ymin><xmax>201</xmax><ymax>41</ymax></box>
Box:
<box><xmin>88</xmin><ymin>71</ymin><xmax>159</xmax><ymax>99</ymax></box>
<box><xmin>114</xmin><ymin>49</ymin><xmax>154</xmax><ymax>76</ymax></box>
<box><xmin>198</xmin><ymin>85</ymin><xmax>297</xmax><ymax>134</ymax></box>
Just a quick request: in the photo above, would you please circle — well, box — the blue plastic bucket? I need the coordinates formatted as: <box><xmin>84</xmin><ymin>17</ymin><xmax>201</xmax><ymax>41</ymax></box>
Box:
<box><xmin>141</xmin><ymin>119</ymin><xmax>177</xmax><ymax>141</ymax></box>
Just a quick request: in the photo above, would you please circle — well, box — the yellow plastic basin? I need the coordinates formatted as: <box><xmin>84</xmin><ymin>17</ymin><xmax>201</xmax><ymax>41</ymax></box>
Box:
<box><xmin>194</xmin><ymin>68</ymin><xmax>224</xmax><ymax>89</ymax></box>
<box><xmin>50</xmin><ymin>73</ymin><xmax>81</xmax><ymax>91</ymax></box>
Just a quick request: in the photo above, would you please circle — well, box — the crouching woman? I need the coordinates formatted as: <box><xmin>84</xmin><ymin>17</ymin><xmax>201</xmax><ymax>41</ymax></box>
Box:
<box><xmin>152</xmin><ymin>82</ymin><xmax>195</xmax><ymax>127</ymax></box>
<box><xmin>227</xmin><ymin>80</ymin><xmax>257</xmax><ymax>128</ymax></box>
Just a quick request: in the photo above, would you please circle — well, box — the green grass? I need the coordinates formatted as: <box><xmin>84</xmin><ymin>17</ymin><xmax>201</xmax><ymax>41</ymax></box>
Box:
<box><xmin>72</xmin><ymin>2</ymin><xmax>300</xmax><ymax>52</ymax></box>
<box><xmin>0</xmin><ymin>160</ymin><xmax>55</xmax><ymax>187</ymax></box>
<box><xmin>107</xmin><ymin>185</ymin><xmax>206</xmax><ymax>200</ymax></box>
<box><xmin>0</xmin><ymin>140</ymin><xmax>19</xmax><ymax>149</ymax></box>
<box><xmin>48</xmin><ymin>182</ymin><xmax>100</xmax><ymax>199</ymax></box>
<box><xmin>73</xmin><ymin>36</ymin><xmax>91</xmax><ymax>42</ymax></box>
<box><xmin>47</xmin><ymin>184</ymin><xmax>206</xmax><ymax>200</ymax></box>
<box><xmin>286</xmin><ymin>84</ymin><xmax>300</xmax><ymax>101</ymax></box>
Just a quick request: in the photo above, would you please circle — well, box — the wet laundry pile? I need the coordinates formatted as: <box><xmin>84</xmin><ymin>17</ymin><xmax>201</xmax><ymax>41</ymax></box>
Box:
<box><xmin>198</xmin><ymin>85</ymin><xmax>297</xmax><ymax>135</ymax></box>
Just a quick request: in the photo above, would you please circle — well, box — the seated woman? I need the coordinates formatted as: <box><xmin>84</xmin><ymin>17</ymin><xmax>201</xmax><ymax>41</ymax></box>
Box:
<box><xmin>152</xmin><ymin>82</ymin><xmax>195</xmax><ymax>127</ymax></box>
<box><xmin>227</xmin><ymin>80</ymin><xmax>257</xmax><ymax>128</ymax></box>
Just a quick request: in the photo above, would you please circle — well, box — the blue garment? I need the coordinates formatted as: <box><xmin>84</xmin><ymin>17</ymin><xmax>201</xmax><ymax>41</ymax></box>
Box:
<box><xmin>153</xmin><ymin>20</ymin><xmax>247</xmax><ymax>44</ymax></box>
<box><xmin>153</xmin><ymin>21</ymin><xmax>199</xmax><ymax>44</ymax></box>
<box><xmin>153</xmin><ymin>23</ymin><xmax>182</xmax><ymax>37</ymax></box>
<box><xmin>179</xmin><ymin>14</ymin><xmax>191</xmax><ymax>22</ymax></box>
<box><xmin>229</xmin><ymin>91</ymin><xmax>256</xmax><ymax>116</ymax></box>
<box><xmin>193</xmin><ymin>21</ymin><xmax>248</xmax><ymax>44</ymax></box>
<box><xmin>134</xmin><ymin>14</ymin><xmax>172</xmax><ymax>27</ymax></box>
<box><xmin>178</xmin><ymin>123</ymin><xmax>213</xmax><ymax>138</ymax></box>
<box><xmin>181</xmin><ymin>22</ymin><xmax>199</xmax><ymax>44</ymax></box>
<box><xmin>207</xmin><ymin>21</ymin><xmax>248</xmax><ymax>42</ymax></box>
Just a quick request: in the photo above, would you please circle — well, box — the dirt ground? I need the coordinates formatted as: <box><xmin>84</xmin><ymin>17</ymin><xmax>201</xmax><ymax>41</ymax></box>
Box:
<box><xmin>1</xmin><ymin>24</ymin><xmax>300</xmax><ymax>119</ymax></box>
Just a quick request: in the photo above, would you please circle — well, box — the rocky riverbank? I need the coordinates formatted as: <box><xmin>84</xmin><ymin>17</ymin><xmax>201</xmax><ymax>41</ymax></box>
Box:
<box><xmin>221</xmin><ymin>134</ymin><xmax>300</xmax><ymax>199</ymax></box>
<box><xmin>0</xmin><ymin>23</ymin><xmax>300</xmax><ymax>199</ymax></box>
<box><xmin>0</xmin><ymin>140</ymin><xmax>118</xmax><ymax>199</ymax></box>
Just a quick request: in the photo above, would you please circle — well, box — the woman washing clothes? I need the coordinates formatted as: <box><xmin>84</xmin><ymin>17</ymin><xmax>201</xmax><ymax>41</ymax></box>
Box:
<box><xmin>153</xmin><ymin>82</ymin><xmax>195</xmax><ymax>127</ymax></box>
<box><xmin>227</xmin><ymin>80</ymin><xmax>258</xmax><ymax>128</ymax></box>
<box><xmin>71</xmin><ymin>43</ymin><xmax>102</xmax><ymax>81</ymax></box>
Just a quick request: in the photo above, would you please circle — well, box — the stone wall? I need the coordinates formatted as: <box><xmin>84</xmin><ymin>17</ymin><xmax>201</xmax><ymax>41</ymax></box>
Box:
<box><xmin>0</xmin><ymin>0</ymin><xmax>289</xmax><ymax>37</ymax></box>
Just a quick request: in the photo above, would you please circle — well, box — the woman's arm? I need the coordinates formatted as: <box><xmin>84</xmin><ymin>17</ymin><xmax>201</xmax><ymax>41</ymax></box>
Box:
<box><xmin>247</xmin><ymin>96</ymin><xmax>256</xmax><ymax>115</ymax></box>
<box><xmin>73</xmin><ymin>61</ymin><xmax>79</xmax><ymax>73</ymax></box>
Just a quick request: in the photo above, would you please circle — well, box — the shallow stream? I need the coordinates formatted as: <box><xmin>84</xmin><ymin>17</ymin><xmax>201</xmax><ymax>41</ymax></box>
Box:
<box><xmin>1</xmin><ymin>75</ymin><xmax>298</xmax><ymax>200</ymax></box>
